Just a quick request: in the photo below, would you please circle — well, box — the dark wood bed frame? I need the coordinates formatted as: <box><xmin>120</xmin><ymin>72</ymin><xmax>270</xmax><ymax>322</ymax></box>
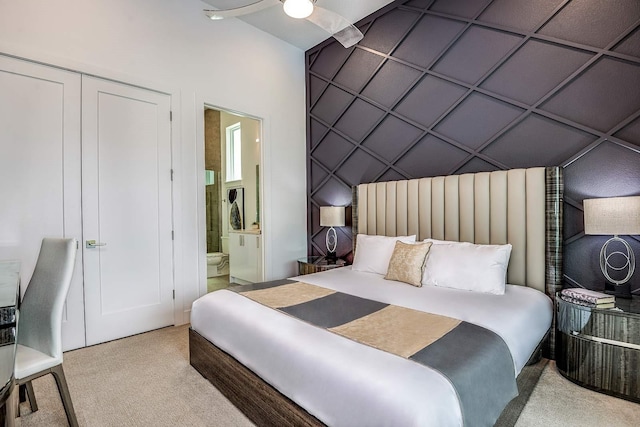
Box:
<box><xmin>189</xmin><ymin>167</ymin><xmax>564</xmax><ymax>426</ymax></box>
<box><xmin>189</xmin><ymin>327</ymin><xmax>548</xmax><ymax>427</ymax></box>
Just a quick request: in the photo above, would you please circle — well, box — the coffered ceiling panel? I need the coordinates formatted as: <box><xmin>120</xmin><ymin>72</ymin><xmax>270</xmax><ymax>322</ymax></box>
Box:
<box><xmin>614</xmin><ymin>28</ymin><xmax>640</xmax><ymax>57</ymax></box>
<box><xmin>377</xmin><ymin>169</ymin><xmax>407</xmax><ymax>182</ymax></box>
<box><xmin>310</xmin><ymin>204</ymin><xmax>322</xmax><ymax>235</ymax></box>
<box><xmin>540</xmin><ymin>58</ymin><xmax>640</xmax><ymax>132</ymax></box>
<box><xmin>359</xmin><ymin>9</ymin><xmax>421</xmax><ymax>54</ymax></box>
<box><xmin>429</xmin><ymin>0</ymin><xmax>492</xmax><ymax>19</ymax></box>
<box><xmin>334</xmin><ymin>150</ymin><xmax>387</xmax><ymax>186</ymax></box>
<box><xmin>563</xmin><ymin>141</ymin><xmax>640</xmax><ymax>201</ymax></box>
<box><xmin>361</xmin><ymin>60</ymin><xmax>422</xmax><ymax>107</ymax></box>
<box><xmin>333</xmin><ymin>99</ymin><xmax>385</xmax><ymax>142</ymax></box>
<box><xmin>432</xmin><ymin>26</ymin><xmax>523</xmax><ymax>84</ymax></box>
<box><xmin>309</xmin><ymin>161</ymin><xmax>329</xmax><ymax>190</ymax></box>
<box><xmin>310</xmin><ymin>85</ymin><xmax>354</xmax><ymax>124</ymax></box>
<box><xmin>434</xmin><ymin>92</ymin><xmax>524</xmax><ymax>149</ymax></box>
<box><xmin>481</xmin><ymin>114</ymin><xmax>597</xmax><ymax>168</ymax></box>
<box><xmin>309</xmin><ymin>119</ymin><xmax>329</xmax><ymax>148</ymax></box>
<box><xmin>404</xmin><ymin>0</ymin><xmax>432</xmax><ymax>8</ymax></box>
<box><xmin>312</xmin><ymin>176</ymin><xmax>352</xmax><ymax>206</ymax></box>
<box><xmin>477</xmin><ymin>0</ymin><xmax>565</xmax><ymax>32</ymax></box>
<box><xmin>394</xmin><ymin>75</ymin><xmax>467</xmax><ymax>127</ymax></box>
<box><xmin>480</xmin><ymin>40</ymin><xmax>593</xmax><ymax>105</ymax></box>
<box><xmin>455</xmin><ymin>157</ymin><xmax>500</xmax><ymax>174</ymax></box>
<box><xmin>614</xmin><ymin>117</ymin><xmax>640</xmax><ymax>147</ymax></box>
<box><xmin>563</xmin><ymin>238</ymin><xmax>606</xmax><ymax>289</ymax></box>
<box><xmin>362</xmin><ymin>116</ymin><xmax>423</xmax><ymax>162</ymax></box>
<box><xmin>563</xmin><ymin>203</ymin><xmax>584</xmax><ymax>241</ymax></box>
<box><xmin>308</xmin><ymin>42</ymin><xmax>352</xmax><ymax>79</ymax></box>
<box><xmin>538</xmin><ymin>0</ymin><xmax>640</xmax><ymax>48</ymax></box>
<box><xmin>308</xmin><ymin>76</ymin><xmax>329</xmax><ymax>107</ymax></box>
<box><xmin>393</xmin><ymin>15</ymin><xmax>466</xmax><ymax>68</ymax></box>
<box><xmin>334</xmin><ymin>49</ymin><xmax>385</xmax><ymax>92</ymax></box>
<box><xmin>306</xmin><ymin>0</ymin><xmax>640</xmax><ymax>294</ymax></box>
<box><xmin>396</xmin><ymin>134</ymin><xmax>470</xmax><ymax>177</ymax></box>
<box><xmin>311</xmin><ymin>132</ymin><xmax>354</xmax><ymax>171</ymax></box>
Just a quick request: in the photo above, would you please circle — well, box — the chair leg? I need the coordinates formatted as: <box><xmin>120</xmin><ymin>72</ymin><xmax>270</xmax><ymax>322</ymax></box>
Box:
<box><xmin>6</xmin><ymin>383</ymin><xmax>18</xmax><ymax>425</ymax></box>
<box><xmin>17</xmin><ymin>382</ymin><xmax>38</xmax><ymax>416</ymax></box>
<box><xmin>19</xmin><ymin>384</ymin><xmax>26</xmax><ymax>403</ymax></box>
<box><xmin>24</xmin><ymin>381</ymin><xmax>38</xmax><ymax>413</ymax></box>
<box><xmin>50</xmin><ymin>365</ymin><xmax>79</xmax><ymax>427</ymax></box>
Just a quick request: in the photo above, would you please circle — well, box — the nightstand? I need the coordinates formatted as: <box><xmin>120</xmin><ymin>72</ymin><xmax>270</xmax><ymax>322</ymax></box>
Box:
<box><xmin>297</xmin><ymin>256</ymin><xmax>347</xmax><ymax>275</ymax></box>
<box><xmin>556</xmin><ymin>294</ymin><xmax>640</xmax><ymax>403</ymax></box>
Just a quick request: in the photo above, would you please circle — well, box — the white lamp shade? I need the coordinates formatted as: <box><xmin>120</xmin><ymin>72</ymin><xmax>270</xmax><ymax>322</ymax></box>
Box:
<box><xmin>320</xmin><ymin>206</ymin><xmax>345</xmax><ymax>227</ymax></box>
<box><xmin>584</xmin><ymin>196</ymin><xmax>640</xmax><ymax>235</ymax></box>
<box><xmin>283</xmin><ymin>0</ymin><xmax>314</xmax><ymax>19</ymax></box>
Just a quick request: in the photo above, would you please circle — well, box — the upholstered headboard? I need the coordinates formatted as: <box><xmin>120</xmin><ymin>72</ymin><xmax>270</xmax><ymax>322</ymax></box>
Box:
<box><xmin>352</xmin><ymin>167</ymin><xmax>563</xmax><ymax>297</ymax></box>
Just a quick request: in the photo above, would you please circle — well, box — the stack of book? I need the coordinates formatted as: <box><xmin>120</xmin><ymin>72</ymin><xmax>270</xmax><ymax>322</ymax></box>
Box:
<box><xmin>560</xmin><ymin>288</ymin><xmax>616</xmax><ymax>309</ymax></box>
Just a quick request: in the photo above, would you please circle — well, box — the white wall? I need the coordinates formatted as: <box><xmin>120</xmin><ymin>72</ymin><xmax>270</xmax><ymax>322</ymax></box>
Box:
<box><xmin>0</xmin><ymin>0</ymin><xmax>308</xmax><ymax>324</ymax></box>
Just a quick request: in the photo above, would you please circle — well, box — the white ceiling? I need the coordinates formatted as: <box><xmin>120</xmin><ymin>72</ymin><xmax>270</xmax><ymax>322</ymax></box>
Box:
<box><xmin>201</xmin><ymin>0</ymin><xmax>395</xmax><ymax>50</ymax></box>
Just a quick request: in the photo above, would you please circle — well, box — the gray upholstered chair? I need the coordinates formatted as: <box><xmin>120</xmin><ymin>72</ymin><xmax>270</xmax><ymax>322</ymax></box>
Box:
<box><xmin>15</xmin><ymin>238</ymin><xmax>79</xmax><ymax>427</ymax></box>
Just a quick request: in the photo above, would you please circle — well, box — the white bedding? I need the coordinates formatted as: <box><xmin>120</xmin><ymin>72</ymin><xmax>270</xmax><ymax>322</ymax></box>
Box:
<box><xmin>190</xmin><ymin>267</ymin><xmax>552</xmax><ymax>427</ymax></box>
<box><xmin>292</xmin><ymin>267</ymin><xmax>553</xmax><ymax>375</ymax></box>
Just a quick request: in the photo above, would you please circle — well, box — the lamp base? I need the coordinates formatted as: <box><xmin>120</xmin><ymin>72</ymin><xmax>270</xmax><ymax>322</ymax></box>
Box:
<box><xmin>604</xmin><ymin>281</ymin><xmax>633</xmax><ymax>299</ymax></box>
<box><xmin>325</xmin><ymin>251</ymin><xmax>338</xmax><ymax>264</ymax></box>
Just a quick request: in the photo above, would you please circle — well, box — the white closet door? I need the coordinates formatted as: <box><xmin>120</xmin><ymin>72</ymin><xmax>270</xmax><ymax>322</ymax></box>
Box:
<box><xmin>82</xmin><ymin>76</ymin><xmax>174</xmax><ymax>345</ymax></box>
<box><xmin>0</xmin><ymin>55</ymin><xmax>85</xmax><ymax>350</ymax></box>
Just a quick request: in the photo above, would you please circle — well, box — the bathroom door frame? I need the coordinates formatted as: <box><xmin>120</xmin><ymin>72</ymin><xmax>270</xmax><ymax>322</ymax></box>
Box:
<box><xmin>196</xmin><ymin>101</ymin><xmax>265</xmax><ymax>297</ymax></box>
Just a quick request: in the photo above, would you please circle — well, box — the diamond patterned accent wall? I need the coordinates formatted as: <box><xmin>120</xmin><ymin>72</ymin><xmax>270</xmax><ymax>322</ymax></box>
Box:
<box><xmin>306</xmin><ymin>0</ymin><xmax>640</xmax><ymax>294</ymax></box>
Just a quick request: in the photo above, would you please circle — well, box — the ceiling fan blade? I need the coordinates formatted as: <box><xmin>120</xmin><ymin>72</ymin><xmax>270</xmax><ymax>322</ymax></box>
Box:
<box><xmin>305</xmin><ymin>6</ymin><xmax>363</xmax><ymax>48</ymax></box>
<box><xmin>204</xmin><ymin>0</ymin><xmax>277</xmax><ymax>19</ymax></box>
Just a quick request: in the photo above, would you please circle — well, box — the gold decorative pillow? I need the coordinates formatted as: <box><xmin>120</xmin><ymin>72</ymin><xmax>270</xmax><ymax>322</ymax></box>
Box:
<box><xmin>384</xmin><ymin>241</ymin><xmax>432</xmax><ymax>287</ymax></box>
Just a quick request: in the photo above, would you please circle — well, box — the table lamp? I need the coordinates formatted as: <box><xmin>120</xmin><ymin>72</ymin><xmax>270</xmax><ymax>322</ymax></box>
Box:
<box><xmin>583</xmin><ymin>196</ymin><xmax>640</xmax><ymax>298</ymax></box>
<box><xmin>320</xmin><ymin>206</ymin><xmax>345</xmax><ymax>263</ymax></box>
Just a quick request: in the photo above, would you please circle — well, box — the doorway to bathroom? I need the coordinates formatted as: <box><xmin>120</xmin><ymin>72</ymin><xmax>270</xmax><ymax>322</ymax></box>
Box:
<box><xmin>204</xmin><ymin>106</ymin><xmax>262</xmax><ymax>293</ymax></box>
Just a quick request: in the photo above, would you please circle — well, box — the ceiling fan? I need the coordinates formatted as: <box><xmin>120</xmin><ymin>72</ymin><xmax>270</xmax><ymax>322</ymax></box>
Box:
<box><xmin>204</xmin><ymin>0</ymin><xmax>364</xmax><ymax>48</ymax></box>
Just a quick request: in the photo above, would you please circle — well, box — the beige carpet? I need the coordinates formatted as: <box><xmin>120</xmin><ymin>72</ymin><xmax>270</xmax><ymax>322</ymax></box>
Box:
<box><xmin>17</xmin><ymin>325</ymin><xmax>252</xmax><ymax>427</ymax></box>
<box><xmin>515</xmin><ymin>360</ymin><xmax>640</xmax><ymax>427</ymax></box>
<box><xmin>17</xmin><ymin>325</ymin><xmax>640</xmax><ymax>426</ymax></box>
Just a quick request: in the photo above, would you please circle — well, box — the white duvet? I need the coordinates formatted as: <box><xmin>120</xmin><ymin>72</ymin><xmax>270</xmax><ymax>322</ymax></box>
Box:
<box><xmin>190</xmin><ymin>267</ymin><xmax>552</xmax><ymax>427</ymax></box>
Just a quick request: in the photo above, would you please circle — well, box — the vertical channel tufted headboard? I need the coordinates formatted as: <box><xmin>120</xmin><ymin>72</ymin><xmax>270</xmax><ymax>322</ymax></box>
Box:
<box><xmin>352</xmin><ymin>167</ymin><xmax>563</xmax><ymax>297</ymax></box>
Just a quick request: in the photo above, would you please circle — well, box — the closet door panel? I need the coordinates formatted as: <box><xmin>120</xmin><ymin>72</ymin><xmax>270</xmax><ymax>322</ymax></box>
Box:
<box><xmin>0</xmin><ymin>55</ymin><xmax>84</xmax><ymax>350</ymax></box>
<box><xmin>82</xmin><ymin>76</ymin><xmax>174</xmax><ymax>346</ymax></box>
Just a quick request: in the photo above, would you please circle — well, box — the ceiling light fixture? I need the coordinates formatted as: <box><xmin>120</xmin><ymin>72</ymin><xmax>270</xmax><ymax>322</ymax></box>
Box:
<box><xmin>283</xmin><ymin>0</ymin><xmax>315</xmax><ymax>19</ymax></box>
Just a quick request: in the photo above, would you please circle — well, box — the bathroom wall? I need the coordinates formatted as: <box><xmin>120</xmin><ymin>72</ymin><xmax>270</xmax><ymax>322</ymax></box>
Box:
<box><xmin>305</xmin><ymin>0</ymin><xmax>640</xmax><ymax>293</ymax></box>
<box><xmin>204</xmin><ymin>109</ymin><xmax>221</xmax><ymax>253</ymax></box>
<box><xmin>205</xmin><ymin>109</ymin><xmax>221</xmax><ymax>171</ymax></box>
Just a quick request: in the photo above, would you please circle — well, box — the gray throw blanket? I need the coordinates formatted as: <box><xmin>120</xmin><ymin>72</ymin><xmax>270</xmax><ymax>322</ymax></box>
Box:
<box><xmin>231</xmin><ymin>279</ymin><xmax>517</xmax><ymax>427</ymax></box>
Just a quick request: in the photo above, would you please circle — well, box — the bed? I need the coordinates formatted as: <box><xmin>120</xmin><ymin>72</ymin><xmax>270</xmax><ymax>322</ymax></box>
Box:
<box><xmin>190</xmin><ymin>166</ymin><xmax>563</xmax><ymax>427</ymax></box>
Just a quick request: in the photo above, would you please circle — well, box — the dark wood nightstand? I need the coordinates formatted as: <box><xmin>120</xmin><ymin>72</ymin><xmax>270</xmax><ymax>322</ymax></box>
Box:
<box><xmin>556</xmin><ymin>294</ymin><xmax>640</xmax><ymax>403</ymax></box>
<box><xmin>297</xmin><ymin>256</ymin><xmax>347</xmax><ymax>275</ymax></box>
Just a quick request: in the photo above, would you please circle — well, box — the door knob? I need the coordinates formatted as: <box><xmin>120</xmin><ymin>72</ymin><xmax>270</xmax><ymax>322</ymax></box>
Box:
<box><xmin>86</xmin><ymin>240</ymin><xmax>107</xmax><ymax>248</ymax></box>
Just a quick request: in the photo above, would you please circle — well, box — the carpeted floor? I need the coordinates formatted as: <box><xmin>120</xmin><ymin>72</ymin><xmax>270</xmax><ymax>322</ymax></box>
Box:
<box><xmin>16</xmin><ymin>325</ymin><xmax>640</xmax><ymax>426</ymax></box>
<box><xmin>495</xmin><ymin>358</ymin><xmax>548</xmax><ymax>427</ymax></box>
<box><xmin>17</xmin><ymin>325</ymin><xmax>252</xmax><ymax>427</ymax></box>
<box><xmin>515</xmin><ymin>360</ymin><xmax>640</xmax><ymax>427</ymax></box>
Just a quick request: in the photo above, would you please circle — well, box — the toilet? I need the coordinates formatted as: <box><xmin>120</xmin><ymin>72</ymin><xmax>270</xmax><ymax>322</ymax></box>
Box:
<box><xmin>207</xmin><ymin>237</ymin><xmax>229</xmax><ymax>278</ymax></box>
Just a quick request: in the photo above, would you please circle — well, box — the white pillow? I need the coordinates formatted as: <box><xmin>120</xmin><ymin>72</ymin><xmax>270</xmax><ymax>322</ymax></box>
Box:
<box><xmin>352</xmin><ymin>234</ymin><xmax>416</xmax><ymax>275</ymax></box>
<box><xmin>423</xmin><ymin>238</ymin><xmax>466</xmax><ymax>245</ymax></box>
<box><xmin>422</xmin><ymin>242</ymin><xmax>512</xmax><ymax>295</ymax></box>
